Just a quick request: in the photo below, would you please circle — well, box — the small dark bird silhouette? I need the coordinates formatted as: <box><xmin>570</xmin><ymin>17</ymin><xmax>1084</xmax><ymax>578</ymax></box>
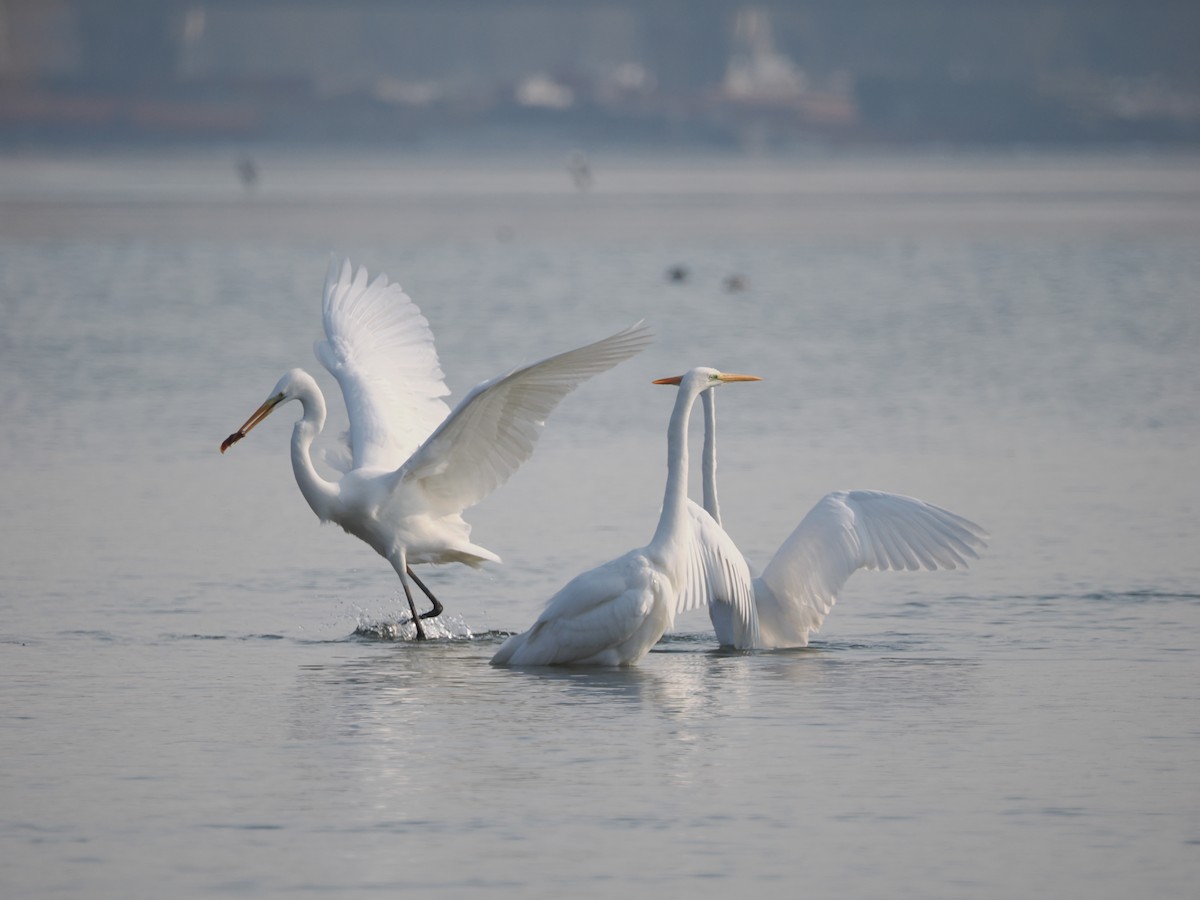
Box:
<box><xmin>567</xmin><ymin>150</ymin><xmax>593</xmax><ymax>191</ymax></box>
<box><xmin>236</xmin><ymin>156</ymin><xmax>259</xmax><ymax>192</ymax></box>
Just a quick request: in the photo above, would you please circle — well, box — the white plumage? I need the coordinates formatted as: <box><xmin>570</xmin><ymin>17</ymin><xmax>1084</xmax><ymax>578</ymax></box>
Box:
<box><xmin>492</xmin><ymin>367</ymin><xmax>760</xmax><ymax>667</ymax></box>
<box><xmin>687</xmin><ymin>389</ymin><xmax>988</xmax><ymax>649</ymax></box>
<box><xmin>315</xmin><ymin>260</ymin><xmax>451</xmax><ymax>473</ymax></box>
<box><xmin>221</xmin><ymin>258</ymin><xmax>652</xmax><ymax>639</ymax></box>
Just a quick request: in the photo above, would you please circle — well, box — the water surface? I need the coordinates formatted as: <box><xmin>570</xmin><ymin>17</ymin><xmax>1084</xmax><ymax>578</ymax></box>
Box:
<box><xmin>1</xmin><ymin>151</ymin><xmax>1198</xmax><ymax>898</ymax></box>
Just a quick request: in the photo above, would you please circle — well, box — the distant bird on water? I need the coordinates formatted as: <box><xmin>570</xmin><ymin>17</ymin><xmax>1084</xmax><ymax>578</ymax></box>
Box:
<box><xmin>220</xmin><ymin>258</ymin><xmax>652</xmax><ymax>639</ymax></box>
<box><xmin>567</xmin><ymin>149</ymin><xmax>593</xmax><ymax>191</ymax></box>
<box><xmin>236</xmin><ymin>155</ymin><xmax>258</xmax><ymax>192</ymax></box>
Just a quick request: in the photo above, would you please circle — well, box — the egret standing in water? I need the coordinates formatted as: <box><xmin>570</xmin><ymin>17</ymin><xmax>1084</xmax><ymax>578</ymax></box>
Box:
<box><xmin>492</xmin><ymin>367</ymin><xmax>760</xmax><ymax>667</ymax></box>
<box><xmin>682</xmin><ymin>387</ymin><xmax>988</xmax><ymax>650</ymax></box>
<box><xmin>221</xmin><ymin>258</ymin><xmax>652</xmax><ymax>640</ymax></box>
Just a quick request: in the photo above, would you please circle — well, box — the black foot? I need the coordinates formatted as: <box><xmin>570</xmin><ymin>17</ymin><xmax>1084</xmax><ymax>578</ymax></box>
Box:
<box><xmin>405</xmin><ymin>566</ymin><xmax>445</xmax><ymax>621</ymax></box>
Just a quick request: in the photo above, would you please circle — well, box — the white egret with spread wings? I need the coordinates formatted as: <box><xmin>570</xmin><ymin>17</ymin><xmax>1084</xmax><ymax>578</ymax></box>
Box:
<box><xmin>683</xmin><ymin>388</ymin><xmax>988</xmax><ymax>649</ymax></box>
<box><xmin>221</xmin><ymin>258</ymin><xmax>651</xmax><ymax>639</ymax></box>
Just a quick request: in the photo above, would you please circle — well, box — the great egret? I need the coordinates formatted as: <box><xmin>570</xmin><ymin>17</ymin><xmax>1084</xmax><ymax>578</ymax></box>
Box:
<box><xmin>221</xmin><ymin>258</ymin><xmax>652</xmax><ymax>640</ymax></box>
<box><xmin>491</xmin><ymin>368</ymin><xmax>760</xmax><ymax>667</ymax></box>
<box><xmin>683</xmin><ymin>388</ymin><xmax>988</xmax><ymax>649</ymax></box>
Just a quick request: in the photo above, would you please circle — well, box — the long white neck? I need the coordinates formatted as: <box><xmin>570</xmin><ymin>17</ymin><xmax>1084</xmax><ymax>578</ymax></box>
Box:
<box><xmin>650</xmin><ymin>380</ymin><xmax>704</xmax><ymax>554</ymax></box>
<box><xmin>288</xmin><ymin>374</ymin><xmax>339</xmax><ymax>522</ymax></box>
<box><xmin>701</xmin><ymin>389</ymin><xmax>720</xmax><ymax>525</ymax></box>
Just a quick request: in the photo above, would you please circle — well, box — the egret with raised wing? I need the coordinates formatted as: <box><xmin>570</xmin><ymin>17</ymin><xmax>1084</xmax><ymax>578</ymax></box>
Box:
<box><xmin>683</xmin><ymin>388</ymin><xmax>988</xmax><ymax>649</ymax></box>
<box><xmin>492</xmin><ymin>367</ymin><xmax>760</xmax><ymax>666</ymax></box>
<box><xmin>221</xmin><ymin>258</ymin><xmax>652</xmax><ymax>639</ymax></box>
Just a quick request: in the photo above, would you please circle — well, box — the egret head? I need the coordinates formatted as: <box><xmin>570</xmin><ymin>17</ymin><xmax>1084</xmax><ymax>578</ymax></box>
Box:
<box><xmin>219</xmin><ymin>369</ymin><xmax>307</xmax><ymax>454</ymax></box>
<box><xmin>652</xmin><ymin>367</ymin><xmax>762</xmax><ymax>392</ymax></box>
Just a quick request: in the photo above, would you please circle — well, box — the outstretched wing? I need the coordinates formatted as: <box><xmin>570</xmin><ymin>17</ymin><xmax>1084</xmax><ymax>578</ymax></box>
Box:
<box><xmin>682</xmin><ymin>500</ymin><xmax>759</xmax><ymax>647</ymax></box>
<box><xmin>755</xmin><ymin>490</ymin><xmax>988</xmax><ymax>647</ymax></box>
<box><xmin>314</xmin><ymin>258</ymin><xmax>451</xmax><ymax>471</ymax></box>
<box><xmin>397</xmin><ymin>321</ymin><xmax>653</xmax><ymax>513</ymax></box>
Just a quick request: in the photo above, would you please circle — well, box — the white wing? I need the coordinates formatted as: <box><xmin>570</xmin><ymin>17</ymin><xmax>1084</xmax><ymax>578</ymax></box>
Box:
<box><xmin>316</xmin><ymin>431</ymin><xmax>354</xmax><ymax>475</ymax></box>
<box><xmin>682</xmin><ymin>501</ymin><xmax>759</xmax><ymax>646</ymax></box>
<box><xmin>398</xmin><ymin>321</ymin><xmax>653</xmax><ymax>514</ymax></box>
<box><xmin>754</xmin><ymin>490</ymin><xmax>988</xmax><ymax>648</ymax></box>
<box><xmin>314</xmin><ymin>258</ymin><xmax>451</xmax><ymax>471</ymax></box>
<box><xmin>492</xmin><ymin>555</ymin><xmax>653</xmax><ymax>666</ymax></box>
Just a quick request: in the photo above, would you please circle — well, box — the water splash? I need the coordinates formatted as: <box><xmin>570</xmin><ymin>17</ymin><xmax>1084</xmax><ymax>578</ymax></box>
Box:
<box><xmin>352</xmin><ymin>613</ymin><xmax>476</xmax><ymax>642</ymax></box>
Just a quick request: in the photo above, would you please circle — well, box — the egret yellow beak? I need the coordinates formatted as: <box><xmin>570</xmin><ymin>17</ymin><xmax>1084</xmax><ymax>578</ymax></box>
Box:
<box><xmin>220</xmin><ymin>393</ymin><xmax>284</xmax><ymax>454</ymax></box>
<box><xmin>651</xmin><ymin>372</ymin><xmax>763</xmax><ymax>385</ymax></box>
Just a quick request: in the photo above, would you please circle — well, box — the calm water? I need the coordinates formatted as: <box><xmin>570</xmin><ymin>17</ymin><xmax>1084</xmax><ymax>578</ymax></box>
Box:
<box><xmin>1</xmin><ymin>150</ymin><xmax>1198</xmax><ymax>898</ymax></box>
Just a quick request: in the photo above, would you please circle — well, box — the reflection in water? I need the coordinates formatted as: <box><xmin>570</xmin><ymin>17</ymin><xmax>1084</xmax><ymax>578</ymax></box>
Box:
<box><xmin>283</xmin><ymin>627</ymin><xmax>983</xmax><ymax>809</ymax></box>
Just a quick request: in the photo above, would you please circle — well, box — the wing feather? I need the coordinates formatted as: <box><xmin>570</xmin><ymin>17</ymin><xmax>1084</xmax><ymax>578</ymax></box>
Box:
<box><xmin>314</xmin><ymin>258</ymin><xmax>451</xmax><ymax>471</ymax></box>
<box><xmin>399</xmin><ymin>322</ymin><xmax>652</xmax><ymax>512</ymax></box>
<box><xmin>754</xmin><ymin>490</ymin><xmax>988</xmax><ymax>647</ymax></box>
<box><xmin>492</xmin><ymin>555</ymin><xmax>653</xmax><ymax>666</ymax></box>
<box><xmin>683</xmin><ymin>501</ymin><xmax>760</xmax><ymax>647</ymax></box>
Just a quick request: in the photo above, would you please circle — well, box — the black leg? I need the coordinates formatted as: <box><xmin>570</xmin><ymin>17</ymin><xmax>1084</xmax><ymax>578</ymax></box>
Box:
<box><xmin>399</xmin><ymin>570</ymin><xmax>427</xmax><ymax>641</ymax></box>
<box><xmin>406</xmin><ymin>566</ymin><xmax>445</xmax><ymax>620</ymax></box>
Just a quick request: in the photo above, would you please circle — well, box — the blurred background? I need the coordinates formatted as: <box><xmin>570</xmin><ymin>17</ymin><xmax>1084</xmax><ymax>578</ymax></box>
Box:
<box><xmin>1</xmin><ymin>0</ymin><xmax>1198</xmax><ymax>152</ymax></box>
